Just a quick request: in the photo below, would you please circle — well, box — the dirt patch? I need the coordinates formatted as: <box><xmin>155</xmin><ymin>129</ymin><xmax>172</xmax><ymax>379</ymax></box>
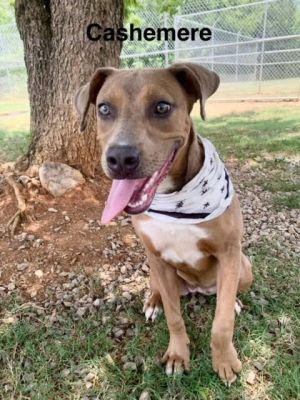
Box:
<box><xmin>1</xmin><ymin>163</ymin><xmax>298</xmax><ymax>313</ymax></box>
<box><xmin>0</xmin><ymin>174</ymin><xmax>147</xmax><ymax>304</ymax></box>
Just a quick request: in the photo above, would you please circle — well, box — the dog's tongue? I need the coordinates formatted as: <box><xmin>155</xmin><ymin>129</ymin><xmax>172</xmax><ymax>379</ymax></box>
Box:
<box><xmin>101</xmin><ymin>179</ymin><xmax>145</xmax><ymax>224</ymax></box>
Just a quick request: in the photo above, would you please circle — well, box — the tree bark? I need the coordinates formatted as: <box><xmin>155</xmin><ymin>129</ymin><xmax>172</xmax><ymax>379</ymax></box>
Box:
<box><xmin>15</xmin><ymin>0</ymin><xmax>123</xmax><ymax>176</ymax></box>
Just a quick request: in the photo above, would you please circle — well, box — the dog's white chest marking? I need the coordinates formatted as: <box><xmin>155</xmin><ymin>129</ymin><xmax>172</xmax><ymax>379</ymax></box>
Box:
<box><xmin>139</xmin><ymin>218</ymin><xmax>208</xmax><ymax>268</ymax></box>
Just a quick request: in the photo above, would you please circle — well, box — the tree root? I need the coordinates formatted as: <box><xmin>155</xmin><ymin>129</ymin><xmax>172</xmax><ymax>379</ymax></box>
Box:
<box><xmin>5</xmin><ymin>174</ymin><xmax>35</xmax><ymax>235</ymax></box>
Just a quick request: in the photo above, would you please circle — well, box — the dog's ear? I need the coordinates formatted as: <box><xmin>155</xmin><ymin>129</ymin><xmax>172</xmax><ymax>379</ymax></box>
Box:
<box><xmin>168</xmin><ymin>63</ymin><xmax>219</xmax><ymax>120</ymax></box>
<box><xmin>74</xmin><ymin>67</ymin><xmax>115</xmax><ymax>132</ymax></box>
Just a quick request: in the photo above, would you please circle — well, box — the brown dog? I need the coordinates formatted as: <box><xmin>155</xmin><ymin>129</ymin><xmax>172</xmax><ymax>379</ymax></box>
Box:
<box><xmin>75</xmin><ymin>63</ymin><xmax>253</xmax><ymax>385</ymax></box>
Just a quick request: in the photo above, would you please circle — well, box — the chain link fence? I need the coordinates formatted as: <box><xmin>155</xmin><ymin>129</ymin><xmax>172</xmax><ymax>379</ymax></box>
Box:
<box><xmin>0</xmin><ymin>22</ymin><xmax>27</xmax><ymax>99</ymax></box>
<box><xmin>121</xmin><ymin>0</ymin><xmax>300</xmax><ymax>100</ymax></box>
<box><xmin>0</xmin><ymin>0</ymin><xmax>299</xmax><ymax>104</ymax></box>
<box><xmin>173</xmin><ymin>0</ymin><xmax>300</xmax><ymax>99</ymax></box>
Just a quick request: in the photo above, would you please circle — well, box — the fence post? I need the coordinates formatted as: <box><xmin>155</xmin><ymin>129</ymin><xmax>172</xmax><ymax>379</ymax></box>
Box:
<box><xmin>258</xmin><ymin>0</ymin><xmax>269</xmax><ymax>93</ymax></box>
<box><xmin>174</xmin><ymin>15</ymin><xmax>179</xmax><ymax>63</ymax></box>
<box><xmin>254</xmin><ymin>41</ymin><xmax>259</xmax><ymax>80</ymax></box>
<box><xmin>163</xmin><ymin>13</ymin><xmax>169</xmax><ymax>67</ymax></box>
<box><xmin>211</xmin><ymin>24</ymin><xmax>215</xmax><ymax>71</ymax></box>
<box><xmin>235</xmin><ymin>31</ymin><xmax>240</xmax><ymax>81</ymax></box>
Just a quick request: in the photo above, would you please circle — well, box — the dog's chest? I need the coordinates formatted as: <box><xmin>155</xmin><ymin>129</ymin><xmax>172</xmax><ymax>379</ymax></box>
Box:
<box><xmin>137</xmin><ymin>218</ymin><xmax>208</xmax><ymax>268</ymax></box>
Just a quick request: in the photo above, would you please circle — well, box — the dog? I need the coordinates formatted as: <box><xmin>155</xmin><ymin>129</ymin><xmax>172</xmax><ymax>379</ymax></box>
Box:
<box><xmin>74</xmin><ymin>63</ymin><xmax>253</xmax><ymax>385</ymax></box>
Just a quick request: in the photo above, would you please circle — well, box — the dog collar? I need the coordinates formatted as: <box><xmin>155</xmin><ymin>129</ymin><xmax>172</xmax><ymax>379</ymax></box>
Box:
<box><xmin>144</xmin><ymin>136</ymin><xmax>234</xmax><ymax>224</ymax></box>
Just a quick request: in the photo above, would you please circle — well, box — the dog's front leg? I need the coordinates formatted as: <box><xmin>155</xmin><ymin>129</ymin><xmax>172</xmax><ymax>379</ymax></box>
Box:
<box><xmin>211</xmin><ymin>246</ymin><xmax>242</xmax><ymax>386</ymax></box>
<box><xmin>146</xmin><ymin>251</ymin><xmax>190</xmax><ymax>375</ymax></box>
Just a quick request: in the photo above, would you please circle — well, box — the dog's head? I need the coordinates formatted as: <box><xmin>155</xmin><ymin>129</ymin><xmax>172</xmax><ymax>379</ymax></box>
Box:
<box><xmin>75</xmin><ymin>63</ymin><xmax>219</xmax><ymax>222</ymax></box>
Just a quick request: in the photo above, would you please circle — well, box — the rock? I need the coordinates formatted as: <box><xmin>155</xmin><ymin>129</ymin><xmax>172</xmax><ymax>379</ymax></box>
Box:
<box><xmin>48</xmin><ymin>208</ymin><xmax>58</xmax><ymax>213</ymax></box>
<box><xmin>123</xmin><ymin>362</ymin><xmax>137</xmax><ymax>371</ymax></box>
<box><xmin>84</xmin><ymin>372</ymin><xmax>96</xmax><ymax>382</ymax></box>
<box><xmin>39</xmin><ymin>162</ymin><xmax>85</xmax><ymax>197</ymax></box>
<box><xmin>139</xmin><ymin>390</ymin><xmax>151</xmax><ymax>400</ymax></box>
<box><xmin>246</xmin><ymin>370</ymin><xmax>256</xmax><ymax>385</ymax></box>
<box><xmin>61</xmin><ymin>368</ymin><xmax>70</xmax><ymax>377</ymax></box>
<box><xmin>35</xmin><ymin>270</ymin><xmax>44</xmax><ymax>278</ymax></box>
<box><xmin>118</xmin><ymin>317</ymin><xmax>130</xmax><ymax>327</ymax></box>
<box><xmin>2</xmin><ymin>316</ymin><xmax>17</xmax><ymax>325</ymax></box>
<box><xmin>113</xmin><ymin>329</ymin><xmax>125</xmax><ymax>338</ymax></box>
<box><xmin>135</xmin><ymin>356</ymin><xmax>144</xmax><ymax>367</ymax></box>
<box><xmin>76</xmin><ymin>307</ymin><xmax>87</xmax><ymax>317</ymax></box>
<box><xmin>122</xmin><ymin>292</ymin><xmax>132</xmax><ymax>301</ymax></box>
<box><xmin>253</xmin><ymin>361</ymin><xmax>264</xmax><ymax>371</ymax></box>
<box><xmin>141</xmin><ymin>263</ymin><xmax>149</xmax><ymax>273</ymax></box>
<box><xmin>7</xmin><ymin>283</ymin><xmax>15</xmax><ymax>291</ymax></box>
<box><xmin>120</xmin><ymin>265</ymin><xmax>127</xmax><ymax>274</ymax></box>
<box><xmin>126</xmin><ymin>329</ymin><xmax>135</xmax><ymax>338</ymax></box>
<box><xmin>121</xmin><ymin>219</ymin><xmax>129</xmax><ymax>226</ymax></box>
<box><xmin>18</xmin><ymin>175</ymin><xmax>31</xmax><ymax>186</ymax></box>
<box><xmin>34</xmin><ymin>239</ymin><xmax>43</xmax><ymax>247</ymax></box>
<box><xmin>17</xmin><ymin>262</ymin><xmax>29</xmax><ymax>271</ymax></box>
<box><xmin>102</xmin><ymin>316</ymin><xmax>110</xmax><ymax>324</ymax></box>
<box><xmin>93</xmin><ymin>298</ymin><xmax>102</xmax><ymax>307</ymax></box>
<box><xmin>17</xmin><ymin>233</ymin><xmax>27</xmax><ymax>241</ymax></box>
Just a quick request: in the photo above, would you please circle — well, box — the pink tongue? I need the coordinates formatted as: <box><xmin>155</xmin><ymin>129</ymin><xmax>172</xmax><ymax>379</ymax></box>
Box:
<box><xmin>101</xmin><ymin>179</ymin><xmax>145</xmax><ymax>224</ymax></box>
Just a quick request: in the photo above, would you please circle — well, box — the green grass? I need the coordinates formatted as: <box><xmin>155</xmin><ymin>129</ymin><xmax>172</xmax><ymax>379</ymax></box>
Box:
<box><xmin>0</xmin><ymin>93</ymin><xmax>30</xmax><ymax>161</ymax></box>
<box><xmin>0</xmin><ymin>105</ymin><xmax>299</xmax><ymax>399</ymax></box>
<box><xmin>195</xmin><ymin>107</ymin><xmax>300</xmax><ymax>161</ymax></box>
<box><xmin>0</xmin><ymin>302</ymin><xmax>113</xmax><ymax>399</ymax></box>
<box><xmin>274</xmin><ymin>192</ymin><xmax>300</xmax><ymax>210</ymax></box>
<box><xmin>214</xmin><ymin>78</ymin><xmax>300</xmax><ymax>99</ymax></box>
<box><xmin>0</xmin><ymin>85</ymin><xmax>29</xmax><ymax>115</ymax></box>
<box><xmin>196</xmin><ymin>107</ymin><xmax>300</xmax><ymax>211</ymax></box>
<box><xmin>0</xmin><ymin>113</ymin><xmax>30</xmax><ymax>162</ymax></box>
<box><xmin>0</xmin><ymin>100</ymin><xmax>29</xmax><ymax>115</ymax></box>
<box><xmin>1</xmin><ymin>244</ymin><xmax>299</xmax><ymax>399</ymax></box>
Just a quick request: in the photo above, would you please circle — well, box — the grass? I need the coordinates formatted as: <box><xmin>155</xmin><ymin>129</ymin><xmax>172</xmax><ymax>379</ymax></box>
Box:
<box><xmin>273</xmin><ymin>193</ymin><xmax>300</xmax><ymax>210</ymax></box>
<box><xmin>0</xmin><ymin>105</ymin><xmax>299</xmax><ymax>399</ymax></box>
<box><xmin>0</xmin><ymin>93</ymin><xmax>30</xmax><ymax>161</ymax></box>
<box><xmin>196</xmin><ymin>106</ymin><xmax>300</xmax><ymax>211</ymax></box>
<box><xmin>1</xmin><ymin>244</ymin><xmax>299</xmax><ymax>399</ymax></box>
<box><xmin>0</xmin><ymin>100</ymin><xmax>29</xmax><ymax>115</ymax></box>
<box><xmin>196</xmin><ymin>106</ymin><xmax>300</xmax><ymax>161</ymax></box>
<box><xmin>0</xmin><ymin>113</ymin><xmax>30</xmax><ymax>162</ymax></box>
<box><xmin>214</xmin><ymin>78</ymin><xmax>300</xmax><ymax>99</ymax></box>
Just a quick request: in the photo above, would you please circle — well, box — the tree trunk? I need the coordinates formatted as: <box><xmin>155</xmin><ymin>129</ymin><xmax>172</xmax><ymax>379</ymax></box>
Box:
<box><xmin>15</xmin><ymin>0</ymin><xmax>123</xmax><ymax>176</ymax></box>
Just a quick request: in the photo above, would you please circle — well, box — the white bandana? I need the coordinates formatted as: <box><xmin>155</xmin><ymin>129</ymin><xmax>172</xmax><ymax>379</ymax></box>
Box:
<box><xmin>144</xmin><ymin>136</ymin><xmax>234</xmax><ymax>224</ymax></box>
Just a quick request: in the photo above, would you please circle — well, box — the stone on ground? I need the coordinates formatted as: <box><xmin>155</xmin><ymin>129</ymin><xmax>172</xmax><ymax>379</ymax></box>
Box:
<box><xmin>39</xmin><ymin>162</ymin><xmax>85</xmax><ymax>197</ymax></box>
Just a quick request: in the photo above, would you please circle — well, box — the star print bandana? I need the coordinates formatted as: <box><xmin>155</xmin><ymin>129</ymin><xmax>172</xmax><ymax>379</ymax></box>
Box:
<box><xmin>144</xmin><ymin>136</ymin><xmax>234</xmax><ymax>224</ymax></box>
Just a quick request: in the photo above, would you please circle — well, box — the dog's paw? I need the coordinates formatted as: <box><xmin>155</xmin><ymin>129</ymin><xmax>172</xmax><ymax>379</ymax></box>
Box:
<box><xmin>212</xmin><ymin>343</ymin><xmax>242</xmax><ymax>386</ymax></box>
<box><xmin>143</xmin><ymin>292</ymin><xmax>162</xmax><ymax>322</ymax></box>
<box><xmin>234</xmin><ymin>298</ymin><xmax>243</xmax><ymax>316</ymax></box>
<box><xmin>143</xmin><ymin>304</ymin><xmax>162</xmax><ymax>322</ymax></box>
<box><xmin>162</xmin><ymin>335</ymin><xmax>190</xmax><ymax>375</ymax></box>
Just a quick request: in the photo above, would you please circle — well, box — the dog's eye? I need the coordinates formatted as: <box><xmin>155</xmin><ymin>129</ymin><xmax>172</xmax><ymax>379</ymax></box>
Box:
<box><xmin>155</xmin><ymin>102</ymin><xmax>171</xmax><ymax>116</ymax></box>
<box><xmin>98</xmin><ymin>103</ymin><xmax>111</xmax><ymax>117</ymax></box>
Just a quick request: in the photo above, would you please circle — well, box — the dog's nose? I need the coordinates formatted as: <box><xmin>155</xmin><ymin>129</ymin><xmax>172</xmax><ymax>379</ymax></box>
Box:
<box><xmin>106</xmin><ymin>145</ymin><xmax>140</xmax><ymax>176</ymax></box>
